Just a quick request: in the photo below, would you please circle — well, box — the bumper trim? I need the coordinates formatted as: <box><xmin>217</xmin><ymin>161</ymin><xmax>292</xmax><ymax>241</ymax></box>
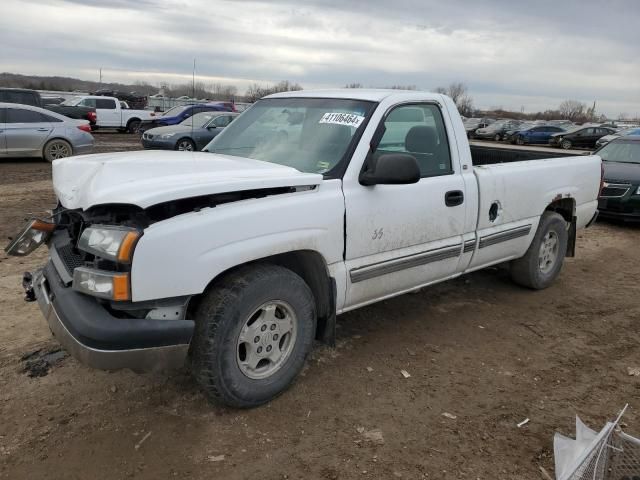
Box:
<box><xmin>33</xmin><ymin>268</ymin><xmax>191</xmax><ymax>373</ymax></box>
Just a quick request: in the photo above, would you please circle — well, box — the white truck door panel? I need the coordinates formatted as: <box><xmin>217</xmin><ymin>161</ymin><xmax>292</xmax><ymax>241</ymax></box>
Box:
<box><xmin>94</xmin><ymin>98</ymin><xmax>120</xmax><ymax>127</ymax></box>
<box><xmin>343</xmin><ymin>102</ymin><xmax>467</xmax><ymax>309</ymax></box>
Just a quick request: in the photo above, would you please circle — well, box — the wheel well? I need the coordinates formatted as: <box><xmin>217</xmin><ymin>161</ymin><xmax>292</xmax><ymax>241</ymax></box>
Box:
<box><xmin>126</xmin><ymin>118</ymin><xmax>141</xmax><ymax>126</ymax></box>
<box><xmin>189</xmin><ymin>250</ymin><xmax>336</xmax><ymax>345</ymax></box>
<box><xmin>545</xmin><ymin>198</ymin><xmax>576</xmax><ymax>256</ymax></box>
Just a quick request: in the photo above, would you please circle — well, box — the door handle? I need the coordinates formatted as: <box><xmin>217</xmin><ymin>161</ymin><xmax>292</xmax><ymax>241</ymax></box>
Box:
<box><xmin>37</xmin><ymin>128</ymin><xmax>49</xmax><ymax>131</ymax></box>
<box><xmin>445</xmin><ymin>190</ymin><xmax>464</xmax><ymax>207</ymax></box>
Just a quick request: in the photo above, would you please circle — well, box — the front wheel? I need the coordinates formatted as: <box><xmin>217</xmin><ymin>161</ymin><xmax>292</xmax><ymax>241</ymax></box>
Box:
<box><xmin>510</xmin><ymin>212</ymin><xmax>568</xmax><ymax>289</ymax></box>
<box><xmin>176</xmin><ymin>138</ymin><xmax>196</xmax><ymax>151</ymax></box>
<box><xmin>494</xmin><ymin>133</ymin><xmax>502</xmax><ymax>141</ymax></box>
<box><xmin>516</xmin><ymin>136</ymin><xmax>526</xmax><ymax>146</ymax></box>
<box><xmin>43</xmin><ymin>139</ymin><xmax>72</xmax><ymax>162</ymax></box>
<box><xmin>191</xmin><ymin>264</ymin><xmax>316</xmax><ymax>408</ymax></box>
<box><xmin>561</xmin><ymin>139</ymin><xmax>572</xmax><ymax>150</ymax></box>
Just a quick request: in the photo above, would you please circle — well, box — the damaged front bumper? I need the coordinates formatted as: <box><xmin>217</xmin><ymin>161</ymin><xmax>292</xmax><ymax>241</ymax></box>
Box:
<box><xmin>29</xmin><ymin>262</ymin><xmax>194</xmax><ymax>373</ymax></box>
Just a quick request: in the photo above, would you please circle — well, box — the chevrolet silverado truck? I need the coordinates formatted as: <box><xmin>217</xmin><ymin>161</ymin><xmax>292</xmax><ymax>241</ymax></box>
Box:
<box><xmin>7</xmin><ymin>90</ymin><xmax>601</xmax><ymax>408</ymax></box>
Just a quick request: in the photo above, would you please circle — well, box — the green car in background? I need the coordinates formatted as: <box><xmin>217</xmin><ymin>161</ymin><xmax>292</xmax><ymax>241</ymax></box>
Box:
<box><xmin>597</xmin><ymin>137</ymin><xmax>640</xmax><ymax>221</ymax></box>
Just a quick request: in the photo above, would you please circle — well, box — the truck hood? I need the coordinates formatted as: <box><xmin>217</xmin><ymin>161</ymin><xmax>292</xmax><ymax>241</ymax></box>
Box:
<box><xmin>52</xmin><ymin>150</ymin><xmax>323</xmax><ymax>210</ymax></box>
<box><xmin>602</xmin><ymin>161</ymin><xmax>640</xmax><ymax>184</ymax></box>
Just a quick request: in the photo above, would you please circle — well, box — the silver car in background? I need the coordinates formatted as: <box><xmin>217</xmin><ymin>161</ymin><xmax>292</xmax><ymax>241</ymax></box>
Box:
<box><xmin>0</xmin><ymin>103</ymin><xmax>94</xmax><ymax>161</ymax></box>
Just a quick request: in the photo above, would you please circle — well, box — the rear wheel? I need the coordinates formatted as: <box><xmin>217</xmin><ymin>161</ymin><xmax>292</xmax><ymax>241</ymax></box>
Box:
<box><xmin>127</xmin><ymin>119</ymin><xmax>141</xmax><ymax>134</ymax></box>
<box><xmin>510</xmin><ymin>212</ymin><xmax>568</xmax><ymax>289</ymax></box>
<box><xmin>176</xmin><ymin>138</ymin><xmax>196</xmax><ymax>151</ymax></box>
<box><xmin>43</xmin><ymin>139</ymin><xmax>72</xmax><ymax>162</ymax></box>
<box><xmin>191</xmin><ymin>264</ymin><xmax>316</xmax><ymax>408</ymax></box>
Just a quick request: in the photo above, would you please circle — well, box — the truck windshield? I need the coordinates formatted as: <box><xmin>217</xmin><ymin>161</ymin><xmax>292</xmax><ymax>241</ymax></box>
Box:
<box><xmin>203</xmin><ymin>97</ymin><xmax>376</xmax><ymax>175</ymax></box>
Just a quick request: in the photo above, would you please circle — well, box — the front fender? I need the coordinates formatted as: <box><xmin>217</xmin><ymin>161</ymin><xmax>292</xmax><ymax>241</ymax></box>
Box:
<box><xmin>130</xmin><ymin>180</ymin><xmax>345</xmax><ymax>301</ymax></box>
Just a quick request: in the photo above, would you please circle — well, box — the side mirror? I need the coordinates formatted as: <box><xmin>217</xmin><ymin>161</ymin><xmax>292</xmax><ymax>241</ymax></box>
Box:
<box><xmin>359</xmin><ymin>154</ymin><xmax>420</xmax><ymax>186</ymax></box>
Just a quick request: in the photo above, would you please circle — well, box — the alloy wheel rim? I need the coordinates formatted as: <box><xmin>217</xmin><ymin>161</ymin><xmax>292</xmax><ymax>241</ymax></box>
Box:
<box><xmin>49</xmin><ymin>142</ymin><xmax>70</xmax><ymax>159</ymax></box>
<box><xmin>236</xmin><ymin>301</ymin><xmax>297</xmax><ymax>380</ymax></box>
<box><xmin>178</xmin><ymin>141</ymin><xmax>194</xmax><ymax>151</ymax></box>
<box><xmin>538</xmin><ymin>231</ymin><xmax>559</xmax><ymax>274</ymax></box>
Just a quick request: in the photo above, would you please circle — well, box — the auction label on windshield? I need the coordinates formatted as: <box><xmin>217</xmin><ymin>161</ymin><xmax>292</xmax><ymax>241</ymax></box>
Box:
<box><xmin>319</xmin><ymin>112</ymin><xmax>365</xmax><ymax>128</ymax></box>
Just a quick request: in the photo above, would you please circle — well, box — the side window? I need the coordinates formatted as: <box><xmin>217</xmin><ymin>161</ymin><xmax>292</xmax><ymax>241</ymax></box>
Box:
<box><xmin>79</xmin><ymin>98</ymin><xmax>97</xmax><ymax>108</ymax></box>
<box><xmin>213</xmin><ymin>115</ymin><xmax>231</xmax><ymax>127</ymax></box>
<box><xmin>373</xmin><ymin>104</ymin><xmax>452</xmax><ymax>178</ymax></box>
<box><xmin>0</xmin><ymin>108</ymin><xmax>6</xmax><ymax>123</ymax></box>
<box><xmin>95</xmin><ymin>99</ymin><xmax>116</xmax><ymax>109</ymax></box>
<box><xmin>7</xmin><ymin>108</ymin><xmax>47</xmax><ymax>123</ymax></box>
<box><xmin>40</xmin><ymin>112</ymin><xmax>63</xmax><ymax>123</ymax></box>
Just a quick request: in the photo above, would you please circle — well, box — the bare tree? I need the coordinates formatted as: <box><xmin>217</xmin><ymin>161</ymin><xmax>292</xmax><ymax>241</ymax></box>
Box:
<box><xmin>558</xmin><ymin>100</ymin><xmax>586</xmax><ymax>121</ymax></box>
<box><xmin>345</xmin><ymin>82</ymin><xmax>363</xmax><ymax>88</ymax></box>
<box><xmin>434</xmin><ymin>82</ymin><xmax>474</xmax><ymax>117</ymax></box>
<box><xmin>245</xmin><ymin>80</ymin><xmax>303</xmax><ymax>102</ymax></box>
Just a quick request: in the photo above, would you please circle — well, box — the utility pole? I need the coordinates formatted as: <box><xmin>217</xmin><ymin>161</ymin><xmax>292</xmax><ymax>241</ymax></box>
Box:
<box><xmin>99</xmin><ymin>68</ymin><xmax>102</xmax><ymax>86</ymax></box>
<box><xmin>192</xmin><ymin>58</ymin><xmax>196</xmax><ymax>99</ymax></box>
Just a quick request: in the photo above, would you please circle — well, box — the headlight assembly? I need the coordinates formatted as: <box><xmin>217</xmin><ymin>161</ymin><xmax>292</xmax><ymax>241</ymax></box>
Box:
<box><xmin>78</xmin><ymin>226</ymin><xmax>140</xmax><ymax>263</ymax></box>
<box><xmin>73</xmin><ymin>267</ymin><xmax>130</xmax><ymax>301</ymax></box>
<box><xmin>4</xmin><ymin>220</ymin><xmax>56</xmax><ymax>256</ymax></box>
<box><xmin>160</xmin><ymin>133</ymin><xmax>176</xmax><ymax>139</ymax></box>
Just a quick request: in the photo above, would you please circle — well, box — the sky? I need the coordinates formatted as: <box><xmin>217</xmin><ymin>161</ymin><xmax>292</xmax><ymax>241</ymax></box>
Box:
<box><xmin>1</xmin><ymin>0</ymin><xmax>639</xmax><ymax>117</ymax></box>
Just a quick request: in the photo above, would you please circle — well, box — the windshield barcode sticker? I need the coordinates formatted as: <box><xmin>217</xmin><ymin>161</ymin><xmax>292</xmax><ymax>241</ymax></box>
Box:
<box><xmin>319</xmin><ymin>112</ymin><xmax>365</xmax><ymax>128</ymax></box>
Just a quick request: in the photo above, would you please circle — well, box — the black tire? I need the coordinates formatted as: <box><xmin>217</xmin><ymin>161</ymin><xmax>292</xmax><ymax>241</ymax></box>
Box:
<box><xmin>510</xmin><ymin>212</ymin><xmax>568</xmax><ymax>290</ymax></box>
<box><xmin>494</xmin><ymin>133</ymin><xmax>502</xmax><ymax>141</ymax></box>
<box><xmin>516</xmin><ymin>135</ymin><xmax>526</xmax><ymax>146</ymax></box>
<box><xmin>175</xmin><ymin>138</ymin><xmax>196</xmax><ymax>151</ymax></box>
<box><xmin>191</xmin><ymin>264</ymin><xmax>316</xmax><ymax>408</ymax></box>
<box><xmin>561</xmin><ymin>139</ymin><xmax>572</xmax><ymax>150</ymax></box>
<box><xmin>127</xmin><ymin>118</ymin><xmax>141</xmax><ymax>134</ymax></box>
<box><xmin>43</xmin><ymin>139</ymin><xmax>72</xmax><ymax>162</ymax></box>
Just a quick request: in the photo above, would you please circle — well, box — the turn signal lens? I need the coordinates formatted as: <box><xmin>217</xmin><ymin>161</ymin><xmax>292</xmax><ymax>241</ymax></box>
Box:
<box><xmin>117</xmin><ymin>231</ymin><xmax>140</xmax><ymax>263</ymax></box>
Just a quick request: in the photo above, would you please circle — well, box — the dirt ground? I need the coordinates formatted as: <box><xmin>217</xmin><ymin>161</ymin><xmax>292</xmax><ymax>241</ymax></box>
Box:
<box><xmin>0</xmin><ymin>133</ymin><xmax>639</xmax><ymax>479</ymax></box>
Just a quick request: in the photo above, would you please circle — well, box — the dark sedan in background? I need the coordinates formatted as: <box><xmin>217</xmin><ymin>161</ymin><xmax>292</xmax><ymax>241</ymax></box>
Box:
<box><xmin>139</xmin><ymin>102</ymin><xmax>235</xmax><ymax>133</ymax></box>
<box><xmin>597</xmin><ymin>137</ymin><xmax>640</xmax><ymax>221</ymax></box>
<box><xmin>474</xmin><ymin>120</ymin><xmax>524</xmax><ymax>141</ymax></box>
<box><xmin>549</xmin><ymin>126</ymin><xmax>615</xmax><ymax>149</ymax></box>
<box><xmin>141</xmin><ymin>111</ymin><xmax>238</xmax><ymax>151</ymax></box>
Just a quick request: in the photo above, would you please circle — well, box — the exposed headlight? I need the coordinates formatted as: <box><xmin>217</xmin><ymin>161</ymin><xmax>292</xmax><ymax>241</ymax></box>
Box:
<box><xmin>78</xmin><ymin>226</ymin><xmax>140</xmax><ymax>263</ymax></box>
<box><xmin>4</xmin><ymin>220</ymin><xmax>55</xmax><ymax>256</ymax></box>
<box><xmin>73</xmin><ymin>267</ymin><xmax>130</xmax><ymax>301</ymax></box>
<box><xmin>160</xmin><ymin>133</ymin><xmax>176</xmax><ymax>139</ymax></box>
<box><xmin>636</xmin><ymin>186</ymin><xmax>640</xmax><ymax>195</ymax></box>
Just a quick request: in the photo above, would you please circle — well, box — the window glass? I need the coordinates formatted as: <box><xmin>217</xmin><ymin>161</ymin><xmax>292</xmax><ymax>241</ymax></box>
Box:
<box><xmin>7</xmin><ymin>108</ymin><xmax>48</xmax><ymax>123</ymax></box>
<box><xmin>95</xmin><ymin>99</ymin><xmax>116</xmax><ymax>109</ymax></box>
<box><xmin>212</xmin><ymin>115</ymin><xmax>231</xmax><ymax>127</ymax></box>
<box><xmin>40</xmin><ymin>112</ymin><xmax>63</xmax><ymax>122</ymax></box>
<box><xmin>1</xmin><ymin>91</ymin><xmax>39</xmax><ymax>106</ymax></box>
<box><xmin>79</xmin><ymin>98</ymin><xmax>97</xmax><ymax>108</ymax></box>
<box><xmin>204</xmin><ymin>97</ymin><xmax>375</xmax><ymax>175</ymax></box>
<box><xmin>373</xmin><ymin>104</ymin><xmax>452</xmax><ymax>178</ymax></box>
<box><xmin>0</xmin><ymin>108</ymin><xmax>6</xmax><ymax>123</ymax></box>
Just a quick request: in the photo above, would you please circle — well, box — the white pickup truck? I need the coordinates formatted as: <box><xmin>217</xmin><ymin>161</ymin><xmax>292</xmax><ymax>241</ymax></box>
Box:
<box><xmin>8</xmin><ymin>90</ymin><xmax>601</xmax><ymax>408</ymax></box>
<box><xmin>61</xmin><ymin>95</ymin><xmax>154</xmax><ymax>132</ymax></box>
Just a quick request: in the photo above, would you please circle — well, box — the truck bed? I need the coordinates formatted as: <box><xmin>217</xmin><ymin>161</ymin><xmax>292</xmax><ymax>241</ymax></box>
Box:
<box><xmin>470</xmin><ymin>143</ymin><xmax>582</xmax><ymax>166</ymax></box>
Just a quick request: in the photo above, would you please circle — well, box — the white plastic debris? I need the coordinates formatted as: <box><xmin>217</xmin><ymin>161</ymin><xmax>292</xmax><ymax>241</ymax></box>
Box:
<box><xmin>517</xmin><ymin>418</ymin><xmax>530</xmax><ymax>428</ymax></box>
<box><xmin>442</xmin><ymin>412</ymin><xmax>457</xmax><ymax>420</ymax></box>
<box><xmin>207</xmin><ymin>455</ymin><xmax>225</xmax><ymax>462</ymax></box>
<box><xmin>627</xmin><ymin>366</ymin><xmax>640</xmax><ymax>376</ymax></box>
<box><xmin>400</xmin><ymin>369</ymin><xmax>411</xmax><ymax>378</ymax></box>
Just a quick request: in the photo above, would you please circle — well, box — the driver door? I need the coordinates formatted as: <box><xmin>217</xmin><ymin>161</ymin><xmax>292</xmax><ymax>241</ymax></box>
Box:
<box><xmin>343</xmin><ymin>103</ymin><xmax>470</xmax><ymax>309</ymax></box>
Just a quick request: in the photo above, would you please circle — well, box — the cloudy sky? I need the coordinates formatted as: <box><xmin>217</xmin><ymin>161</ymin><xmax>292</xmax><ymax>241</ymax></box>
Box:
<box><xmin>1</xmin><ymin>0</ymin><xmax>639</xmax><ymax>116</ymax></box>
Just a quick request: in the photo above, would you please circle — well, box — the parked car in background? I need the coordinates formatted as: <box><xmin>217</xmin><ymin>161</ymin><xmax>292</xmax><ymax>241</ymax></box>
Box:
<box><xmin>61</xmin><ymin>96</ymin><xmax>154</xmax><ymax>133</ymax></box>
<box><xmin>549</xmin><ymin>126</ymin><xmax>615</xmax><ymax>150</ymax></box>
<box><xmin>475</xmin><ymin>120</ymin><xmax>524</xmax><ymax>141</ymax></box>
<box><xmin>0</xmin><ymin>102</ymin><xmax>93</xmax><ymax>161</ymax></box>
<box><xmin>141</xmin><ymin>111</ymin><xmax>239</xmax><ymax>151</ymax></box>
<box><xmin>595</xmin><ymin>127</ymin><xmax>640</xmax><ymax>148</ymax></box>
<box><xmin>502</xmin><ymin>122</ymin><xmax>535</xmax><ymax>143</ymax></box>
<box><xmin>464</xmin><ymin>118</ymin><xmax>494</xmax><ymax>138</ymax></box>
<box><xmin>511</xmin><ymin>125</ymin><xmax>567</xmax><ymax>145</ymax></box>
<box><xmin>596</xmin><ymin>137</ymin><xmax>640</xmax><ymax>221</ymax></box>
<box><xmin>0</xmin><ymin>88</ymin><xmax>43</xmax><ymax>107</ymax></box>
<box><xmin>0</xmin><ymin>88</ymin><xmax>97</xmax><ymax>127</ymax></box>
<box><xmin>139</xmin><ymin>103</ymin><xmax>234</xmax><ymax>133</ymax></box>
